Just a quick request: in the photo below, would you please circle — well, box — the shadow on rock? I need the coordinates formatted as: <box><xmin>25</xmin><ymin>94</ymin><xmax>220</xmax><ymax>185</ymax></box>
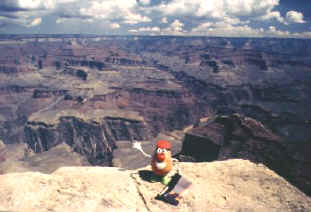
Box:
<box><xmin>138</xmin><ymin>170</ymin><xmax>161</xmax><ymax>183</ymax></box>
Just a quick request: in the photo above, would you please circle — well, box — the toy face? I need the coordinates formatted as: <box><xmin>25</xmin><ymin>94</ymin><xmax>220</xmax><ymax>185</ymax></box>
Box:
<box><xmin>155</xmin><ymin>148</ymin><xmax>168</xmax><ymax>162</ymax></box>
<box><xmin>151</xmin><ymin>147</ymin><xmax>173</xmax><ymax>176</ymax></box>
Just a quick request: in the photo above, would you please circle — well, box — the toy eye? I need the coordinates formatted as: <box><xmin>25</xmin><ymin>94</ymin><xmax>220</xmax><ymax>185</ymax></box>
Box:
<box><xmin>162</xmin><ymin>149</ymin><xmax>167</xmax><ymax>153</ymax></box>
<box><xmin>157</xmin><ymin>148</ymin><xmax>163</xmax><ymax>154</ymax></box>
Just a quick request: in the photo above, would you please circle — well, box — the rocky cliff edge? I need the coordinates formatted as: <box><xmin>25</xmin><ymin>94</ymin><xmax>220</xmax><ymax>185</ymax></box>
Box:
<box><xmin>1</xmin><ymin>159</ymin><xmax>311</xmax><ymax>212</ymax></box>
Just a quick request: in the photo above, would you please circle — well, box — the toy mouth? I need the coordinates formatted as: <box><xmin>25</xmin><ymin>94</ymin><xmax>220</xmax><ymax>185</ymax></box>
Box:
<box><xmin>156</xmin><ymin>153</ymin><xmax>165</xmax><ymax>162</ymax></box>
<box><xmin>155</xmin><ymin>161</ymin><xmax>167</xmax><ymax>170</ymax></box>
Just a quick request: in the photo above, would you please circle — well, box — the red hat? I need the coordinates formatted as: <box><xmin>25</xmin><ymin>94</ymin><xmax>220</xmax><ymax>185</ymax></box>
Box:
<box><xmin>156</xmin><ymin>140</ymin><xmax>171</xmax><ymax>150</ymax></box>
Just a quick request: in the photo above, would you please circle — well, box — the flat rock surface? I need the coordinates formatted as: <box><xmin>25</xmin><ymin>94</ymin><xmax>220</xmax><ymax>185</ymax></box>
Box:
<box><xmin>133</xmin><ymin>160</ymin><xmax>311</xmax><ymax>212</ymax></box>
<box><xmin>0</xmin><ymin>167</ymin><xmax>146</xmax><ymax>212</ymax></box>
<box><xmin>0</xmin><ymin>159</ymin><xmax>310</xmax><ymax>212</ymax></box>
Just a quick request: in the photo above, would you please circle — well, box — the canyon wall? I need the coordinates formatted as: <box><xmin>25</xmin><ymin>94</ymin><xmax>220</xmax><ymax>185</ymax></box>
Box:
<box><xmin>0</xmin><ymin>36</ymin><xmax>310</xmax><ymax>193</ymax></box>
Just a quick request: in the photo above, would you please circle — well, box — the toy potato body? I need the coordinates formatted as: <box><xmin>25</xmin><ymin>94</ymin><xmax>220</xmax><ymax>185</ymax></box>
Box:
<box><xmin>151</xmin><ymin>149</ymin><xmax>173</xmax><ymax>177</ymax></box>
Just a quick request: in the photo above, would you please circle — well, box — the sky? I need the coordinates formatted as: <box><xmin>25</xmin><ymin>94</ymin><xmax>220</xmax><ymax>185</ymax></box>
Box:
<box><xmin>0</xmin><ymin>0</ymin><xmax>310</xmax><ymax>38</ymax></box>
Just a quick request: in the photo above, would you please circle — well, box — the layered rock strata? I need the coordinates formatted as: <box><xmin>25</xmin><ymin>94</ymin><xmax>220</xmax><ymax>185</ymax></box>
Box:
<box><xmin>178</xmin><ymin>114</ymin><xmax>311</xmax><ymax>196</ymax></box>
<box><xmin>25</xmin><ymin>109</ymin><xmax>150</xmax><ymax>166</ymax></box>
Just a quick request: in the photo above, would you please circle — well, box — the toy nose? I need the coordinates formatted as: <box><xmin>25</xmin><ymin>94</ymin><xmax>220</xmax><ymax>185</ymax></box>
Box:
<box><xmin>156</xmin><ymin>153</ymin><xmax>165</xmax><ymax>162</ymax></box>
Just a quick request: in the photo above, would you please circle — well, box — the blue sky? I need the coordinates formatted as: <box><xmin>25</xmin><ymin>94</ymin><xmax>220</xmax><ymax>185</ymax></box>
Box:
<box><xmin>0</xmin><ymin>0</ymin><xmax>310</xmax><ymax>38</ymax></box>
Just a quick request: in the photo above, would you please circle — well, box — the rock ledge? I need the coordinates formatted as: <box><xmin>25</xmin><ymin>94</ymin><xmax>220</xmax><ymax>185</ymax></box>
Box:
<box><xmin>0</xmin><ymin>159</ymin><xmax>310</xmax><ymax>212</ymax></box>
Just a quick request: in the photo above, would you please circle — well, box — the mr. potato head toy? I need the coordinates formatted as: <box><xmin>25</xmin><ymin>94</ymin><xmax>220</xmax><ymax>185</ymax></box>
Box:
<box><xmin>151</xmin><ymin>140</ymin><xmax>192</xmax><ymax>206</ymax></box>
<box><xmin>151</xmin><ymin>140</ymin><xmax>174</xmax><ymax>185</ymax></box>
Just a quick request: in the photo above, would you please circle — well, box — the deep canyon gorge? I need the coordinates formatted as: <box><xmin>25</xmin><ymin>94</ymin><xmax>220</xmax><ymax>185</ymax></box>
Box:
<box><xmin>0</xmin><ymin>35</ymin><xmax>310</xmax><ymax>196</ymax></box>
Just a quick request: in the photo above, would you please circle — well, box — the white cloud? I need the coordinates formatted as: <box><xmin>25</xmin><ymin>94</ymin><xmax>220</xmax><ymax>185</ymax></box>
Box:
<box><xmin>225</xmin><ymin>0</ymin><xmax>279</xmax><ymax>17</ymax></box>
<box><xmin>138</xmin><ymin>26</ymin><xmax>160</xmax><ymax>32</ymax></box>
<box><xmin>79</xmin><ymin>0</ymin><xmax>151</xmax><ymax>24</ymax></box>
<box><xmin>18</xmin><ymin>0</ymin><xmax>54</xmax><ymax>9</ymax></box>
<box><xmin>128</xmin><ymin>29</ymin><xmax>138</xmax><ymax>33</ymax></box>
<box><xmin>139</xmin><ymin>0</ymin><xmax>151</xmax><ymax>6</ymax></box>
<box><xmin>223</xmin><ymin>16</ymin><xmax>249</xmax><ymax>25</ymax></box>
<box><xmin>0</xmin><ymin>0</ymin><xmax>310</xmax><ymax>38</ymax></box>
<box><xmin>123</xmin><ymin>13</ymin><xmax>151</xmax><ymax>24</ymax></box>
<box><xmin>56</xmin><ymin>17</ymin><xmax>93</xmax><ymax>24</ymax></box>
<box><xmin>192</xmin><ymin>16</ymin><xmax>248</xmax><ymax>34</ymax></box>
<box><xmin>110</xmin><ymin>23</ymin><xmax>120</xmax><ymax>29</ymax></box>
<box><xmin>155</xmin><ymin>1</ymin><xmax>199</xmax><ymax>16</ymax></box>
<box><xmin>259</xmin><ymin>11</ymin><xmax>286</xmax><ymax>24</ymax></box>
<box><xmin>0</xmin><ymin>0</ymin><xmax>80</xmax><ymax>27</ymax></box>
<box><xmin>1</xmin><ymin>0</ymin><xmax>152</xmax><ymax>27</ymax></box>
<box><xmin>266</xmin><ymin>25</ymin><xmax>290</xmax><ymax>37</ymax></box>
<box><xmin>0</xmin><ymin>10</ymin><xmax>47</xmax><ymax>27</ymax></box>
<box><xmin>56</xmin><ymin>18</ymin><xmax>65</xmax><ymax>24</ymax></box>
<box><xmin>286</xmin><ymin>11</ymin><xmax>306</xmax><ymax>24</ymax></box>
<box><xmin>191</xmin><ymin>21</ymin><xmax>300</xmax><ymax>38</ymax></box>
<box><xmin>192</xmin><ymin>22</ymin><xmax>263</xmax><ymax>37</ymax></box>
<box><xmin>192</xmin><ymin>22</ymin><xmax>212</xmax><ymax>33</ymax></box>
<box><xmin>130</xmin><ymin>19</ymin><xmax>186</xmax><ymax>35</ymax></box>
<box><xmin>153</xmin><ymin>0</ymin><xmax>281</xmax><ymax>21</ymax></box>
<box><xmin>17</xmin><ymin>0</ymin><xmax>77</xmax><ymax>10</ymax></box>
<box><xmin>161</xmin><ymin>19</ymin><xmax>185</xmax><ymax>35</ymax></box>
<box><xmin>27</xmin><ymin>17</ymin><xmax>42</xmax><ymax>27</ymax></box>
<box><xmin>169</xmin><ymin>19</ymin><xmax>184</xmax><ymax>32</ymax></box>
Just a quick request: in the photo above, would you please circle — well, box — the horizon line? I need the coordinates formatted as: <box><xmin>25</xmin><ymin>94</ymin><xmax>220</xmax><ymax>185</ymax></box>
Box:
<box><xmin>0</xmin><ymin>34</ymin><xmax>310</xmax><ymax>40</ymax></box>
